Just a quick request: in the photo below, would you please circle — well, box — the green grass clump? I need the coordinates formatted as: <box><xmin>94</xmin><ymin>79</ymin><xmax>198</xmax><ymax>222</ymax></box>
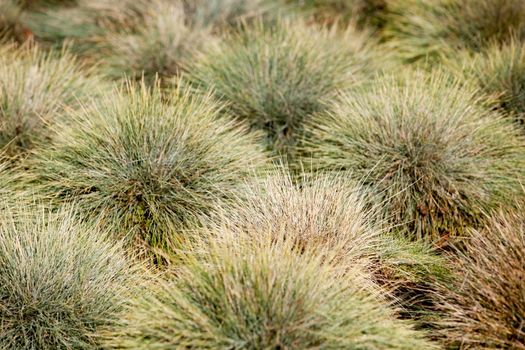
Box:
<box><xmin>183</xmin><ymin>0</ymin><xmax>278</xmax><ymax>30</ymax></box>
<box><xmin>186</xmin><ymin>19</ymin><xmax>374</xmax><ymax>160</ymax></box>
<box><xmin>102</xmin><ymin>229</ymin><xmax>439</xmax><ymax>349</ymax></box>
<box><xmin>0</xmin><ymin>43</ymin><xmax>104</xmax><ymax>159</ymax></box>
<box><xmin>25</xmin><ymin>82</ymin><xmax>269</xmax><ymax>255</ymax></box>
<box><xmin>300</xmin><ymin>70</ymin><xmax>525</xmax><ymax>242</ymax></box>
<box><xmin>385</xmin><ymin>0</ymin><xmax>525</xmax><ymax>63</ymax></box>
<box><xmin>283</xmin><ymin>0</ymin><xmax>388</xmax><ymax>29</ymax></box>
<box><xmin>22</xmin><ymin>0</ymin><xmax>151</xmax><ymax>52</ymax></box>
<box><xmin>214</xmin><ymin>171</ymin><xmax>449</xmax><ymax>319</ymax></box>
<box><xmin>446</xmin><ymin>41</ymin><xmax>525</xmax><ymax>126</ymax></box>
<box><xmin>102</xmin><ymin>1</ymin><xmax>213</xmax><ymax>83</ymax></box>
<box><xmin>435</xmin><ymin>207</ymin><xmax>525</xmax><ymax>349</ymax></box>
<box><xmin>0</xmin><ymin>206</ymin><xmax>140</xmax><ymax>350</ymax></box>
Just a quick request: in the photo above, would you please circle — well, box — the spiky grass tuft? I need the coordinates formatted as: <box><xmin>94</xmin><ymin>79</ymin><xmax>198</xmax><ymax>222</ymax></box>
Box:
<box><xmin>0</xmin><ymin>43</ymin><xmax>104</xmax><ymax>159</ymax></box>
<box><xmin>435</xmin><ymin>207</ymin><xmax>525</xmax><ymax>349</ymax></box>
<box><xmin>446</xmin><ymin>40</ymin><xmax>525</xmax><ymax>125</ymax></box>
<box><xmin>0</xmin><ymin>205</ymin><xmax>140</xmax><ymax>350</ymax></box>
<box><xmin>102</xmin><ymin>228</ymin><xmax>439</xmax><ymax>349</ymax></box>
<box><xmin>25</xmin><ymin>82</ymin><xmax>269</xmax><ymax>255</ymax></box>
<box><xmin>384</xmin><ymin>0</ymin><xmax>525</xmax><ymax>63</ymax></box>
<box><xmin>212</xmin><ymin>170</ymin><xmax>449</xmax><ymax>320</ymax></box>
<box><xmin>300</xmin><ymin>70</ymin><xmax>525</xmax><ymax>242</ymax></box>
<box><xmin>101</xmin><ymin>1</ymin><xmax>214</xmax><ymax>83</ymax></box>
<box><xmin>186</xmin><ymin>19</ymin><xmax>375</xmax><ymax>160</ymax></box>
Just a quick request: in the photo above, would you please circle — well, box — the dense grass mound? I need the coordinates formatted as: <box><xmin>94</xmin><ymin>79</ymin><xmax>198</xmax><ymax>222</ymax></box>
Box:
<box><xmin>217</xmin><ymin>172</ymin><xmax>445</xmax><ymax>283</ymax></box>
<box><xmin>186</xmin><ymin>19</ymin><xmax>374</xmax><ymax>160</ymax></box>
<box><xmin>385</xmin><ymin>0</ymin><xmax>525</xmax><ymax>63</ymax></box>
<box><xmin>102</xmin><ymin>230</ymin><xmax>438</xmax><ymax>349</ymax></box>
<box><xmin>215</xmin><ymin>171</ymin><xmax>448</xmax><ymax>320</ymax></box>
<box><xmin>0</xmin><ymin>43</ymin><xmax>103</xmax><ymax>159</ymax></box>
<box><xmin>25</xmin><ymin>82</ymin><xmax>268</xmax><ymax>254</ymax></box>
<box><xmin>23</xmin><ymin>0</ymin><xmax>151</xmax><ymax>52</ymax></box>
<box><xmin>435</xmin><ymin>207</ymin><xmax>525</xmax><ymax>349</ymax></box>
<box><xmin>102</xmin><ymin>1</ymin><xmax>213</xmax><ymax>83</ymax></box>
<box><xmin>183</xmin><ymin>0</ymin><xmax>277</xmax><ymax>30</ymax></box>
<box><xmin>447</xmin><ymin>41</ymin><xmax>525</xmax><ymax>125</ymax></box>
<box><xmin>0</xmin><ymin>206</ymin><xmax>139</xmax><ymax>350</ymax></box>
<box><xmin>284</xmin><ymin>0</ymin><xmax>388</xmax><ymax>28</ymax></box>
<box><xmin>300</xmin><ymin>70</ymin><xmax>525</xmax><ymax>242</ymax></box>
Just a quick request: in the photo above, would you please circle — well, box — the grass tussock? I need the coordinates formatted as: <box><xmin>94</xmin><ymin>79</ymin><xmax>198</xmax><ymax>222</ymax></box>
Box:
<box><xmin>186</xmin><ymin>19</ymin><xmax>375</xmax><ymax>160</ymax></box>
<box><xmin>212</xmin><ymin>171</ymin><xmax>449</xmax><ymax>320</ymax></box>
<box><xmin>0</xmin><ymin>43</ymin><xmax>104</xmax><ymax>159</ymax></box>
<box><xmin>25</xmin><ymin>81</ymin><xmax>269</xmax><ymax>255</ymax></box>
<box><xmin>0</xmin><ymin>206</ymin><xmax>140</xmax><ymax>350</ymax></box>
<box><xmin>446</xmin><ymin>40</ymin><xmax>525</xmax><ymax>126</ymax></box>
<box><xmin>435</xmin><ymin>207</ymin><xmax>525</xmax><ymax>349</ymax></box>
<box><xmin>300</xmin><ymin>70</ymin><xmax>525</xmax><ymax>242</ymax></box>
<box><xmin>102</xmin><ymin>1</ymin><xmax>214</xmax><ymax>83</ymax></box>
<box><xmin>385</xmin><ymin>0</ymin><xmax>525</xmax><ymax>63</ymax></box>
<box><xmin>183</xmin><ymin>0</ymin><xmax>279</xmax><ymax>30</ymax></box>
<box><xmin>102</xmin><ymin>229</ymin><xmax>439</xmax><ymax>349</ymax></box>
<box><xmin>216</xmin><ymin>171</ymin><xmax>446</xmax><ymax>283</ymax></box>
<box><xmin>284</xmin><ymin>0</ymin><xmax>388</xmax><ymax>29</ymax></box>
<box><xmin>22</xmin><ymin>0</ymin><xmax>151</xmax><ymax>51</ymax></box>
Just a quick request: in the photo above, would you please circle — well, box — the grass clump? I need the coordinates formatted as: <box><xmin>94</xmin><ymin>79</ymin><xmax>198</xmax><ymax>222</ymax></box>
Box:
<box><xmin>283</xmin><ymin>0</ymin><xmax>388</xmax><ymax>29</ymax></box>
<box><xmin>385</xmin><ymin>0</ymin><xmax>525</xmax><ymax>63</ymax></box>
<box><xmin>183</xmin><ymin>0</ymin><xmax>278</xmax><ymax>30</ymax></box>
<box><xmin>446</xmin><ymin>40</ymin><xmax>525</xmax><ymax>126</ymax></box>
<box><xmin>25</xmin><ymin>82</ymin><xmax>269</xmax><ymax>255</ymax></box>
<box><xmin>102</xmin><ymin>1</ymin><xmax>213</xmax><ymax>83</ymax></box>
<box><xmin>0</xmin><ymin>43</ymin><xmax>103</xmax><ymax>159</ymax></box>
<box><xmin>300</xmin><ymin>70</ymin><xmax>525</xmax><ymax>242</ymax></box>
<box><xmin>214</xmin><ymin>171</ymin><xmax>449</xmax><ymax>320</ymax></box>
<box><xmin>0</xmin><ymin>206</ymin><xmax>140</xmax><ymax>350</ymax></box>
<box><xmin>22</xmin><ymin>0</ymin><xmax>151</xmax><ymax>52</ymax></box>
<box><xmin>102</xmin><ymin>229</ymin><xmax>439</xmax><ymax>349</ymax></box>
<box><xmin>435</xmin><ymin>207</ymin><xmax>525</xmax><ymax>349</ymax></box>
<box><xmin>186</xmin><ymin>19</ymin><xmax>374</xmax><ymax>160</ymax></box>
<box><xmin>217</xmin><ymin>171</ymin><xmax>446</xmax><ymax>283</ymax></box>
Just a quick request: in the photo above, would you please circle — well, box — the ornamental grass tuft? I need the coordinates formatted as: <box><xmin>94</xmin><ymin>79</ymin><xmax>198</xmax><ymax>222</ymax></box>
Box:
<box><xmin>25</xmin><ymin>81</ymin><xmax>269</xmax><ymax>255</ymax></box>
<box><xmin>300</xmin><ymin>70</ymin><xmax>525</xmax><ymax>242</ymax></box>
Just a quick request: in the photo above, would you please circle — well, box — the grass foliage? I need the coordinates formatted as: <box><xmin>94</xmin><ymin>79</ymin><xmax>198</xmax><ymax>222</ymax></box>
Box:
<box><xmin>0</xmin><ymin>43</ymin><xmax>103</xmax><ymax>159</ymax></box>
<box><xmin>183</xmin><ymin>0</ymin><xmax>278</xmax><ymax>30</ymax></box>
<box><xmin>102</xmin><ymin>1</ymin><xmax>213</xmax><ymax>83</ymax></box>
<box><xmin>187</xmin><ymin>19</ymin><xmax>374</xmax><ymax>159</ymax></box>
<box><xmin>25</xmin><ymin>82</ymin><xmax>269</xmax><ymax>253</ymax></box>
<box><xmin>385</xmin><ymin>0</ymin><xmax>525</xmax><ymax>63</ymax></box>
<box><xmin>435</xmin><ymin>207</ymin><xmax>525</xmax><ymax>349</ymax></box>
<box><xmin>447</xmin><ymin>41</ymin><xmax>525</xmax><ymax>125</ymax></box>
<box><xmin>0</xmin><ymin>206</ymin><xmax>139</xmax><ymax>350</ymax></box>
<box><xmin>284</xmin><ymin>0</ymin><xmax>388</xmax><ymax>28</ymax></box>
<box><xmin>300</xmin><ymin>70</ymin><xmax>525</xmax><ymax>241</ymax></box>
<box><xmin>102</xmin><ymin>230</ymin><xmax>438</xmax><ymax>349</ymax></box>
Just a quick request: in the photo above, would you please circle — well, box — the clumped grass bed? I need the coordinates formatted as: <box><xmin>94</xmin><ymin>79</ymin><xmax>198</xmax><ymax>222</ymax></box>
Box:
<box><xmin>1</xmin><ymin>1</ymin><xmax>525</xmax><ymax>349</ymax></box>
